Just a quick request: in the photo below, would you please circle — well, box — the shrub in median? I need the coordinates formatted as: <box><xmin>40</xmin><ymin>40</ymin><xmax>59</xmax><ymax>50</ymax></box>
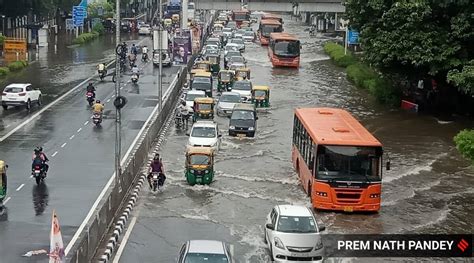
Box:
<box><xmin>0</xmin><ymin>67</ymin><xmax>10</xmax><ymax>77</ymax></box>
<box><xmin>73</xmin><ymin>31</ymin><xmax>100</xmax><ymax>45</ymax></box>
<box><xmin>92</xmin><ymin>23</ymin><xmax>105</xmax><ymax>35</ymax></box>
<box><xmin>8</xmin><ymin>61</ymin><xmax>27</xmax><ymax>72</ymax></box>
<box><xmin>323</xmin><ymin>42</ymin><xmax>356</xmax><ymax>67</ymax></box>
<box><xmin>454</xmin><ymin>129</ymin><xmax>474</xmax><ymax>163</ymax></box>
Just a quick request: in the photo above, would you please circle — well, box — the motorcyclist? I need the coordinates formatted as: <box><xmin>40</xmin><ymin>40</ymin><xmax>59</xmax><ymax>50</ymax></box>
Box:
<box><xmin>142</xmin><ymin>46</ymin><xmax>149</xmax><ymax>61</ymax></box>
<box><xmin>177</xmin><ymin>99</ymin><xmax>189</xmax><ymax>119</ymax></box>
<box><xmin>121</xmin><ymin>41</ymin><xmax>128</xmax><ymax>55</ymax></box>
<box><xmin>131</xmin><ymin>44</ymin><xmax>138</xmax><ymax>55</ymax></box>
<box><xmin>0</xmin><ymin>160</ymin><xmax>8</xmax><ymax>199</ymax></box>
<box><xmin>92</xmin><ymin>100</ymin><xmax>105</xmax><ymax>114</ymax></box>
<box><xmin>147</xmin><ymin>154</ymin><xmax>165</xmax><ymax>189</ymax></box>
<box><xmin>131</xmin><ymin>65</ymin><xmax>140</xmax><ymax>80</ymax></box>
<box><xmin>32</xmin><ymin>147</ymin><xmax>49</xmax><ymax>175</ymax></box>
<box><xmin>97</xmin><ymin>63</ymin><xmax>107</xmax><ymax>76</ymax></box>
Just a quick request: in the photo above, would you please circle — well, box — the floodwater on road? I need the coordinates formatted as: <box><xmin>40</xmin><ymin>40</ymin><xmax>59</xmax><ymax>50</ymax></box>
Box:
<box><xmin>118</xmin><ymin>16</ymin><xmax>474</xmax><ymax>263</ymax></box>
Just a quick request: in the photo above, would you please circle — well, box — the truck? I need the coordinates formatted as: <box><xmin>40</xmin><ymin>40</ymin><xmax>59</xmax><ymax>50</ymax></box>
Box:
<box><xmin>165</xmin><ymin>0</ymin><xmax>181</xmax><ymax>18</ymax></box>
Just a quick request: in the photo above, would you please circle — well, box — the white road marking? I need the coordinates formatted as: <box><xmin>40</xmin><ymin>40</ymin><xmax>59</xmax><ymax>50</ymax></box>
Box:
<box><xmin>106</xmin><ymin>99</ymin><xmax>111</xmax><ymax>103</ymax></box>
<box><xmin>112</xmin><ymin>214</ymin><xmax>139</xmax><ymax>263</ymax></box>
<box><xmin>61</xmin><ymin>143</ymin><xmax>67</xmax><ymax>148</ymax></box>
<box><xmin>3</xmin><ymin>197</ymin><xmax>11</xmax><ymax>204</ymax></box>
<box><xmin>84</xmin><ymin>121</ymin><xmax>89</xmax><ymax>125</ymax></box>
<box><xmin>29</xmin><ymin>175</ymin><xmax>33</xmax><ymax>178</ymax></box>
<box><xmin>0</xmin><ymin>60</ymin><xmax>115</xmax><ymax>143</ymax></box>
<box><xmin>16</xmin><ymin>184</ymin><xmax>25</xmax><ymax>191</ymax></box>
<box><xmin>52</xmin><ymin>151</ymin><xmax>58</xmax><ymax>157</ymax></box>
<box><xmin>111</xmin><ymin>94</ymin><xmax>115</xmax><ymax>98</ymax></box>
<box><xmin>5</xmin><ymin>124</ymin><xmax>10</xmax><ymax>128</ymax></box>
<box><xmin>69</xmin><ymin>135</ymin><xmax>75</xmax><ymax>140</ymax></box>
<box><xmin>77</xmin><ymin>128</ymin><xmax>82</xmax><ymax>133</ymax></box>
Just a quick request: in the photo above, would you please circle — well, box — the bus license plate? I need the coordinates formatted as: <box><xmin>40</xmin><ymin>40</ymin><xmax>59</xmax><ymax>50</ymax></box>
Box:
<box><xmin>344</xmin><ymin>206</ymin><xmax>353</xmax><ymax>212</ymax></box>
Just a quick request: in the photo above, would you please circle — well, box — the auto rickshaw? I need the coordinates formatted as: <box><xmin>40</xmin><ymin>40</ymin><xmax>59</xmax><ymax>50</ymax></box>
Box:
<box><xmin>193</xmin><ymin>61</ymin><xmax>212</xmax><ymax>73</ymax></box>
<box><xmin>235</xmin><ymin>68</ymin><xmax>251</xmax><ymax>80</ymax></box>
<box><xmin>190</xmin><ymin>68</ymin><xmax>206</xmax><ymax>82</ymax></box>
<box><xmin>207</xmin><ymin>54</ymin><xmax>221</xmax><ymax>75</ymax></box>
<box><xmin>217</xmin><ymin>70</ymin><xmax>235</xmax><ymax>92</ymax></box>
<box><xmin>164</xmin><ymin>18</ymin><xmax>172</xmax><ymax>28</ymax></box>
<box><xmin>172</xmin><ymin>14</ymin><xmax>180</xmax><ymax>24</ymax></box>
<box><xmin>185</xmin><ymin>146</ymin><xmax>215</xmax><ymax>185</ymax></box>
<box><xmin>252</xmin><ymin>86</ymin><xmax>270</xmax><ymax>108</ymax></box>
<box><xmin>213</xmin><ymin>23</ymin><xmax>224</xmax><ymax>33</ymax></box>
<box><xmin>193</xmin><ymin>97</ymin><xmax>215</xmax><ymax>122</ymax></box>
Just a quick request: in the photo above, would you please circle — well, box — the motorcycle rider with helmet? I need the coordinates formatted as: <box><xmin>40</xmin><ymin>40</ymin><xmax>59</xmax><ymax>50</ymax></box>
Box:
<box><xmin>92</xmin><ymin>100</ymin><xmax>104</xmax><ymax>114</ymax></box>
<box><xmin>0</xmin><ymin>160</ymin><xmax>8</xmax><ymax>201</ymax></box>
<box><xmin>147</xmin><ymin>154</ymin><xmax>165</xmax><ymax>189</ymax></box>
<box><xmin>32</xmin><ymin>147</ymin><xmax>49</xmax><ymax>176</ymax></box>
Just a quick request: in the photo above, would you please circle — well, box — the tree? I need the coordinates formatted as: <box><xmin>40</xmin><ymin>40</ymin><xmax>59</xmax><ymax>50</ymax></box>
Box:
<box><xmin>345</xmin><ymin>0</ymin><xmax>474</xmax><ymax>94</ymax></box>
<box><xmin>88</xmin><ymin>2</ymin><xmax>115</xmax><ymax>19</ymax></box>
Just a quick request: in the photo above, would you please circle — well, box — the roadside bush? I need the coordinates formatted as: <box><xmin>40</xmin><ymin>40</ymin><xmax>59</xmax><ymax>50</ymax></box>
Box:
<box><xmin>93</xmin><ymin>23</ymin><xmax>105</xmax><ymax>35</ymax></box>
<box><xmin>454</xmin><ymin>129</ymin><xmax>474</xmax><ymax>163</ymax></box>
<box><xmin>8</xmin><ymin>61</ymin><xmax>27</xmax><ymax>72</ymax></box>
<box><xmin>0</xmin><ymin>35</ymin><xmax>5</xmax><ymax>45</ymax></box>
<box><xmin>73</xmin><ymin>31</ymin><xmax>100</xmax><ymax>44</ymax></box>
<box><xmin>0</xmin><ymin>67</ymin><xmax>10</xmax><ymax>77</ymax></box>
<box><xmin>323</xmin><ymin>42</ymin><xmax>356</xmax><ymax>67</ymax></box>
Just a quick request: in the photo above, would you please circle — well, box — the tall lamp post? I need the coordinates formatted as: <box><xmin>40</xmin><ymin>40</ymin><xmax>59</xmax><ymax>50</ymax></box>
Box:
<box><xmin>1</xmin><ymin>15</ymin><xmax>5</xmax><ymax>37</ymax></box>
<box><xmin>114</xmin><ymin>0</ymin><xmax>123</xmax><ymax>191</ymax></box>
<box><xmin>158</xmin><ymin>0</ymin><xmax>163</xmax><ymax>110</ymax></box>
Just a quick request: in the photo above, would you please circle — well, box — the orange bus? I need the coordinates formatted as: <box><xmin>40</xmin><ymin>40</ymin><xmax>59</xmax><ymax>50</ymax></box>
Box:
<box><xmin>292</xmin><ymin>108</ymin><xmax>388</xmax><ymax>212</ymax></box>
<box><xmin>268</xmin><ymin>33</ymin><xmax>300</xmax><ymax>68</ymax></box>
<box><xmin>258</xmin><ymin>19</ymin><xmax>283</xmax><ymax>45</ymax></box>
<box><xmin>262</xmin><ymin>13</ymin><xmax>283</xmax><ymax>24</ymax></box>
<box><xmin>231</xmin><ymin>10</ymin><xmax>251</xmax><ymax>27</ymax></box>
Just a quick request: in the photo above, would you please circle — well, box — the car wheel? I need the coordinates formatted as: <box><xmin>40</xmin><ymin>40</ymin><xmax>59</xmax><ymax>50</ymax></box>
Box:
<box><xmin>37</xmin><ymin>95</ymin><xmax>42</xmax><ymax>106</ymax></box>
<box><xmin>26</xmin><ymin>99</ymin><xmax>31</xmax><ymax>110</ymax></box>
<box><xmin>2</xmin><ymin>105</ymin><xmax>7</xmax><ymax>110</ymax></box>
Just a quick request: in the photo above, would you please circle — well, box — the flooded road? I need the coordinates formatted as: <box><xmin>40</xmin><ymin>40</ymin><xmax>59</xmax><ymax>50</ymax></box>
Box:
<box><xmin>118</xmin><ymin>16</ymin><xmax>474</xmax><ymax>262</ymax></box>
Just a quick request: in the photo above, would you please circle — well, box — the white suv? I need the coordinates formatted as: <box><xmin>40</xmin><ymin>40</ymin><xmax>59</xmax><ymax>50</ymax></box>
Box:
<box><xmin>264</xmin><ymin>205</ymin><xmax>325</xmax><ymax>262</ymax></box>
<box><xmin>187</xmin><ymin>121</ymin><xmax>221</xmax><ymax>151</ymax></box>
<box><xmin>1</xmin><ymin>83</ymin><xmax>42</xmax><ymax>110</ymax></box>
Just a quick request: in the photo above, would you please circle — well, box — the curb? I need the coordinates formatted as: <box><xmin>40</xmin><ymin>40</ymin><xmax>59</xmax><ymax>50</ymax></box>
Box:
<box><xmin>98</xmin><ymin>98</ymin><xmax>178</xmax><ymax>263</ymax></box>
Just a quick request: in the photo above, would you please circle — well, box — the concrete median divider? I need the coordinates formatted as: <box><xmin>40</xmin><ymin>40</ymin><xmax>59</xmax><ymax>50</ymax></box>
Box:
<box><xmin>66</xmin><ymin>58</ymin><xmax>195</xmax><ymax>263</ymax></box>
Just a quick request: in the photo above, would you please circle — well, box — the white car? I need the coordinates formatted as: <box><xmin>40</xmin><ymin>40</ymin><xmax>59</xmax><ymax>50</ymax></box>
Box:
<box><xmin>231</xmin><ymin>80</ymin><xmax>252</xmax><ymax>102</ymax></box>
<box><xmin>202</xmin><ymin>44</ymin><xmax>219</xmax><ymax>55</ymax></box>
<box><xmin>222</xmin><ymin>27</ymin><xmax>234</xmax><ymax>38</ymax></box>
<box><xmin>185</xmin><ymin>90</ymin><xmax>206</xmax><ymax>113</ymax></box>
<box><xmin>265</xmin><ymin>205</ymin><xmax>325</xmax><ymax>262</ymax></box>
<box><xmin>230</xmin><ymin>38</ymin><xmax>245</xmax><ymax>52</ymax></box>
<box><xmin>177</xmin><ymin>240</ymin><xmax>234</xmax><ymax>263</ymax></box>
<box><xmin>224</xmin><ymin>43</ymin><xmax>239</xmax><ymax>56</ymax></box>
<box><xmin>138</xmin><ymin>24</ymin><xmax>151</xmax><ymax>35</ymax></box>
<box><xmin>243</xmin><ymin>31</ymin><xmax>255</xmax><ymax>42</ymax></box>
<box><xmin>216</xmin><ymin>92</ymin><xmax>241</xmax><ymax>116</ymax></box>
<box><xmin>1</xmin><ymin>83</ymin><xmax>42</xmax><ymax>110</ymax></box>
<box><xmin>187</xmin><ymin>121</ymin><xmax>221</xmax><ymax>151</ymax></box>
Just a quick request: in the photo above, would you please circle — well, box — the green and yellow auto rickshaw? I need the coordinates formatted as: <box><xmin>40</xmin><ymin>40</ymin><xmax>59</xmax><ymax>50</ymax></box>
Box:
<box><xmin>185</xmin><ymin>146</ymin><xmax>215</xmax><ymax>185</ymax></box>
<box><xmin>164</xmin><ymin>18</ymin><xmax>172</xmax><ymax>29</ymax></box>
<box><xmin>172</xmin><ymin>14</ymin><xmax>180</xmax><ymax>25</ymax></box>
<box><xmin>217</xmin><ymin>70</ymin><xmax>235</xmax><ymax>92</ymax></box>
<box><xmin>207</xmin><ymin>53</ymin><xmax>221</xmax><ymax>75</ymax></box>
<box><xmin>192</xmin><ymin>71</ymin><xmax>213</xmax><ymax>97</ymax></box>
<box><xmin>234</xmin><ymin>67</ymin><xmax>251</xmax><ymax>81</ymax></box>
<box><xmin>252</xmin><ymin>86</ymin><xmax>270</xmax><ymax>108</ymax></box>
<box><xmin>193</xmin><ymin>97</ymin><xmax>215</xmax><ymax>122</ymax></box>
<box><xmin>193</xmin><ymin>61</ymin><xmax>212</xmax><ymax>73</ymax></box>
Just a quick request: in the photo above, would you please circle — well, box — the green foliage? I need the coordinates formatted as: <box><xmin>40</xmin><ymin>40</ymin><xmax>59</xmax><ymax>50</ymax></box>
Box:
<box><xmin>73</xmin><ymin>31</ymin><xmax>100</xmax><ymax>45</ymax></box>
<box><xmin>323</xmin><ymin>42</ymin><xmax>356</xmax><ymax>67</ymax></box>
<box><xmin>88</xmin><ymin>2</ymin><xmax>115</xmax><ymax>19</ymax></box>
<box><xmin>7</xmin><ymin>61</ymin><xmax>27</xmax><ymax>72</ymax></box>
<box><xmin>0</xmin><ymin>35</ymin><xmax>5</xmax><ymax>45</ymax></box>
<box><xmin>454</xmin><ymin>129</ymin><xmax>474</xmax><ymax>163</ymax></box>
<box><xmin>447</xmin><ymin>60</ymin><xmax>474</xmax><ymax>94</ymax></box>
<box><xmin>345</xmin><ymin>0</ymin><xmax>474</xmax><ymax>94</ymax></box>
<box><xmin>0</xmin><ymin>67</ymin><xmax>10</xmax><ymax>77</ymax></box>
<box><xmin>93</xmin><ymin>23</ymin><xmax>105</xmax><ymax>35</ymax></box>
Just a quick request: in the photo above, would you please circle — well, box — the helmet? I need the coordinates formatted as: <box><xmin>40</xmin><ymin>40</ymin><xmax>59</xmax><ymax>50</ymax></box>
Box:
<box><xmin>38</xmin><ymin>147</ymin><xmax>43</xmax><ymax>152</ymax></box>
<box><xmin>88</xmin><ymin>82</ymin><xmax>93</xmax><ymax>86</ymax></box>
<box><xmin>153</xmin><ymin>154</ymin><xmax>160</xmax><ymax>160</ymax></box>
<box><xmin>96</xmin><ymin>100</ymin><xmax>101</xmax><ymax>103</ymax></box>
<box><xmin>181</xmin><ymin>100</ymin><xmax>186</xmax><ymax>106</ymax></box>
<box><xmin>132</xmin><ymin>44</ymin><xmax>136</xmax><ymax>46</ymax></box>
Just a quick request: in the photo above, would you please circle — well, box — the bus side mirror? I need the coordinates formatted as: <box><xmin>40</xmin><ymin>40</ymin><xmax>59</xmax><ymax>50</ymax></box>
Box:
<box><xmin>386</xmin><ymin>161</ymin><xmax>391</xmax><ymax>171</ymax></box>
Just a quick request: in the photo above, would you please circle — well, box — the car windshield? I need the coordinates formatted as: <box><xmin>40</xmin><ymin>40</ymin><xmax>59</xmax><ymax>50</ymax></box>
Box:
<box><xmin>193</xmin><ymin>77</ymin><xmax>211</xmax><ymax>83</ymax></box>
<box><xmin>184</xmin><ymin>252</ymin><xmax>228</xmax><ymax>263</ymax></box>
<box><xmin>233</xmin><ymin>81</ymin><xmax>251</xmax><ymax>91</ymax></box>
<box><xmin>231</xmin><ymin>39</ymin><xmax>244</xmax><ymax>45</ymax></box>
<box><xmin>232</xmin><ymin>110</ymin><xmax>254</xmax><ymax>120</ymax></box>
<box><xmin>225</xmin><ymin>46</ymin><xmax>238</xmax><ymax>52</ymax></box>
<box><xmin>206</xmin><ymin>45</ymin><xmax>218</xmax><ymax>50</ymax></box>
<box><xmin>223</xmin><ymin>28</ymin><xmax>232</xmax><ymax>32</ymax></box>
<box><xmin>226</xmin><ymin>51</ymin><xmax>241</xmax><ymax>58</ymax></box>
<box><xmin>317</xmin><ymin>146</ymin><xmax>381</xmax><ymax>182</ymax></box>
<box><xmin>186</xmin><ymin>93</ymin><xmax>204</xmax><ymax>102</ymax></box>
<box><xmin>274</xmin><ymin>41</ymin><xmax>300</xmax><ymax>57</ymax></box>
<box><xmin>4</xmin><ymin>87</ymin><xmax>24</xmax><ymax>93</ymax></box>
<box><xmin>230</xmin><ymin>56</ymin><xmax>244</xmax><ymax>63</ymax></box>
<box><xmin>220</xmin><ymin>94</ymin><xmax>240</xmax><ymax>103</ymax></box>
<box><xmin>277</xmin><ymin>216</ymin><xmax>317</xmax><ymax>233</ymax></box>
<box><xmin>189</xmin><ymin>155</ymin><xmax>211</xmax><ymax>166</ymax></box>
<box><xmin>191</xmin><ymin>126</ymin><xmax>216</xmax><ymax>138</ymax></box>
<box><xmin>192</xmin><ymin>81</ymin><xmax>212</xmax><ymax>91</ymax></box>
<box><xmin>244</xmin><ymin>31</ymin><xmax>254</xmax><ymax>36</ymax></box>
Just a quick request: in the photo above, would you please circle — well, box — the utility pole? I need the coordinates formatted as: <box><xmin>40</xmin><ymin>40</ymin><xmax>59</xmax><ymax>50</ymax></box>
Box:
<box><xmin>114</xmin><ymin>0</ymin><xmax>122</xmax><ymax>191</ymax></box>
<box><xmin>158</xmin><ymin>0</ymin><xmax>163</xmax><ymax>110</ymax></box>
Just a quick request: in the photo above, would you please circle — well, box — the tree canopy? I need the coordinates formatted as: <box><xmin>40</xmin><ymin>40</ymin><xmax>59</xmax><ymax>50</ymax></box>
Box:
<box><xmin>345</xmin><ymin>0</ymin><xmax>474</xmax><ymax>95</ymax></box>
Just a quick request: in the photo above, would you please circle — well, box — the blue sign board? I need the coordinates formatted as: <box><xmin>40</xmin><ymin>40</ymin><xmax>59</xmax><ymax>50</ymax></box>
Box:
<box><xmin>348</xmin><ymin>30</ymin><xmax>359</xmax><ymax>45</ymax></box>
<box><xmin>73</xmin><ymin>6</ymin><xmax>86</xmax><ymax>27</ymax></box>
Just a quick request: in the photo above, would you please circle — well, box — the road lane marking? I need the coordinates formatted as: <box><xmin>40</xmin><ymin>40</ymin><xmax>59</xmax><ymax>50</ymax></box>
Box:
<box><xmin>77</xmin><ymin>128</ymin><xmax>82</xmax><ymax>133</ymax></box>
<box><xmin>0</xmin><ymin>60</ymin><xmax>115</xmax><ymax>143</ymax></box>
<box><xmin>112</xmin><ymin>214</ymin><xmax>139</xmax><ymax>263</ymax></box>
<box><xmin>52</xmin><ymin>151</ymin><xmax>58</xmax><ymax>157</ymax></box>
<box><xmin>3</xmin><ymin>197</ymin><xmax>11</xmax><ymax>204</ymax></box>
<box><xmin>106</xmin><ymin>99</ymin><xmax>111</xmax><ymax>103</ymax></box>
<box><xmin>29</xmin><ymin>175</ymin><xmax>33</xmax><ymax>178</ymax></box>
<box><xmin>111</xmin><ymin>94</ymin><xmax>115</xmax><ymax>98</ymax></box>
<box><xmin>61</xmin><ymin>143</ymin><xmax>67</xmax><ymax>148</ymax></box>
<box><xmin>69</xmin><ymin>135</ymin><xmax>75</xmax><ymax>140</ymax></box>
<box><xmin>16</xmin><ymin>184</ymin><xmax>25</xmax><ymax>191</ymax></box>
<box><xmin>84</xmin><ymin>121</ymin><xmax>89</xmax><ymax>125</ymax></box>
<box><xmin>5</xmin><ymin>124</ymin><xmax>10</xmax><ymax>128</ymax></box>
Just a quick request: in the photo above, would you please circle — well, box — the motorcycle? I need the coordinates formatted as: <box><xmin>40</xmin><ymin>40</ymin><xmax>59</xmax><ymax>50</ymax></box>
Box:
<box><xmin>131</xmin><ymin>74</ymin><xmax>139</xmax><ymax>84</ymax></box>
<box><xmin>32</xmin><ymin>164</ymin><xmax>46</xmax><ymax>185</ymax></box>
<box><xmin>92</xmin><ymin>112</ymin><xmax>102</xmax><ymax>126</ymax></box>
<box><xmin>142</xmin><ymin>53</ymin><xmax>148</xmax><ymax>62</ymax></box>
<box><xmin>99</xmin><ymin>70</ymin><xmax>107</xmax><ymax>81</ymax></box>
<box><xmin>175</xmin><ymin>110</ymin><xmax>189</xmax><ymax>129</ymax></box>
<box><xmin>86</xmin><ymin>91</ymin><xmax>95</xmax><ymax>106</ymax></box>
<box><xmin>151</xmin><ymin>172</ymin><xmax>166</xmax><ymax>191</ymax></box>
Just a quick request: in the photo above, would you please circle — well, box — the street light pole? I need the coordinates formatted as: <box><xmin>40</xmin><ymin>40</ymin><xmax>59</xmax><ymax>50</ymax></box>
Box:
<box><xmin>115</xmin><ymin>0</ymin><xmax>122</xmax><ymax>191</ymax></box>
<box><xmin>158</xmin><ymin>0</ymin><xmax>163</xmax><ymax>110</ymax></box>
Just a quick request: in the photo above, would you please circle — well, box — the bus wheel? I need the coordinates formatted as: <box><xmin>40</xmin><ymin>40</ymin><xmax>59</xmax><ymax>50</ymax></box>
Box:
<box><xmin>307</xmin><ymin>182</ymin><xmax>312</xmax><ymax>197</ymax></box>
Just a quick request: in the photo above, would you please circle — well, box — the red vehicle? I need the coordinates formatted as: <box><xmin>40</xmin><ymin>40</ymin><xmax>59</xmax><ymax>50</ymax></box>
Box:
<box><xmin>258</xmin><ymin>19</ymin><xmax>283</xmax><ymax>46</ymax></box>
<box><xmin>231</xmin><ymin>9</ymin><xmax>250</xmax><ymax>27</ymax></box>
<box><xmin>292</xmin><ymin>108</ymin><xmax>388</xmax><ymax>212</ymax></box>
<box><xmin>268</xmin><ymin>33</ymin><xmax>300</xmax><ymax>68</ymax></box>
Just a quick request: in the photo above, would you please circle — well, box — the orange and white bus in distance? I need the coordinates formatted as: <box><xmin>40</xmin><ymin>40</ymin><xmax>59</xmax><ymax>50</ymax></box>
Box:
<box><xmin>268</xmin><ymin>33</ymin><xmax>300</xmax><ymax>68</ymax></box>
<box><xmin>258</xmin><ymin>19</ymin><xmax>283</xmax><ymax>45</ymax></box>
<box><xmin>262</xmin><ymin>13</ymin><xmax>283</xmax><ymax>25</ymax></box>
<box><xmin>292</xmin><ymin>108</ymin><xmax>388</xmax><ymax>212</ymax></box>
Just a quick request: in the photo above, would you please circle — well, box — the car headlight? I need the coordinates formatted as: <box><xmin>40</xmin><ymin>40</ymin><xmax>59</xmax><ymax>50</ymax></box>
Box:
<box><xmin>229</xmin><ymin>126</ymin><xmax>235</xmax><ymax>130</ymax></box>
<box><xmin>248</xmin><ymin>127</ymin><xmax>254</xmax><ymax>131</ymax></box>
<box><xmin>274</xmin><ymin>237</ymin><xmax>285</xmax><ymax>249</ymax></box>
<box><xmin>315</xmin><ymin>240</ymin><xmax>323</xmax><ymax>250</ymax></box>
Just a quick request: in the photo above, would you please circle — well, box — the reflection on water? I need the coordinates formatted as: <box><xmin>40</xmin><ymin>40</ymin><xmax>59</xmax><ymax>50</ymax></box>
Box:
<box><xmin>32</xmin><ymin>184</ymin><xmax>49</xmax><ymax>216</ymax></box>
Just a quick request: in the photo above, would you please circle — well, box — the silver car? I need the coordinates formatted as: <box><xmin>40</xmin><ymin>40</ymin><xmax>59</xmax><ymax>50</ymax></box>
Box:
<box><xmin>264</xmin><ymin>205</ymin><xmax>326</xmax><ymax>262</ymax></box>
<box><xmin>177</xmin><ymin>240</ymin><xmax>233</xmax><ymax>263</ymax></box>
<box><xmin>216</xmin><ymin>92</ymin><xmax>241</xmax><ymax>116</ymax></box>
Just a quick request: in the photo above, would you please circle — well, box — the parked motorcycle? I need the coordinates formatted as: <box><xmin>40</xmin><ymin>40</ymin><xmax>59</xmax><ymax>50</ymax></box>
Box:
<box><xmin>86</xmin><ymin>91</ymin><xmax>95</xmax><ymax>106</ymax></box>
<box><xmin>92</xmin><ymin>112</ymin><xmax>102</xmax><ymax>126</ymax></box>
<box><xmin>32</xmin><ymin>164</ymin><xmax>46</xmax><ymax>185</ymax></box>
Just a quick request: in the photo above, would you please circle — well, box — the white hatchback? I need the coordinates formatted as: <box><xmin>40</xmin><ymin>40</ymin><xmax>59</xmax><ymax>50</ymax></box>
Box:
<box><xmin>187</xmin><ymin>121</ymin><xmax>221</xmax><ymax>151</ymax></box>
<box><xmin>264</xmin><ymin>205</ymin><xmax>325</xmax><ymax>262</ymax></box>
<box><xmin>1</xmin><ymin>83</ymin><xmax>42</xmax><ymax>110</ymax></box>
<box><xmin>138</xmin><ymin>24</ymin><xmax>152</xmax><ymax>35</ymax></box>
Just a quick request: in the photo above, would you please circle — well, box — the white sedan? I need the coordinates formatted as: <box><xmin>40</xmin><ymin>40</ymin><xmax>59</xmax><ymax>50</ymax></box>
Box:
<box><xmin>138</xmin><ymin>24</ymin><xmax>152</xmax><ymax>35</ymax></box>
